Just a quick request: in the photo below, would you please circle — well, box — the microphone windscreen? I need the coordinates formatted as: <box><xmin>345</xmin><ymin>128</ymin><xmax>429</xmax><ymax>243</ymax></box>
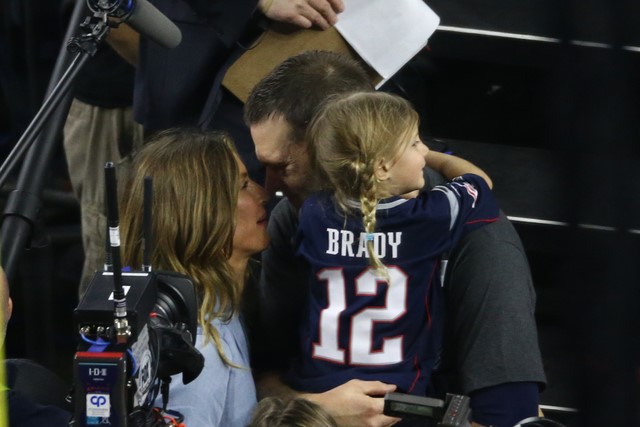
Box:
<box><xmin>127</xmin><ymin>0</ymin><xmax>182</xmax><ymax>49</ymax></box>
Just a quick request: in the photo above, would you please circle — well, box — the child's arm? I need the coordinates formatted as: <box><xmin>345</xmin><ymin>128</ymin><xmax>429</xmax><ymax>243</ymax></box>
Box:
<box><xmin>426</xmin><ymin>151</ymin><xmax>493</xmax><ymax>189</ymax></box>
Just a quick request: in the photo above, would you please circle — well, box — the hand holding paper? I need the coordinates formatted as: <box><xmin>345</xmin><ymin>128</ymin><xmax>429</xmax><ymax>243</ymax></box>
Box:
<box><xmin>222</xmin><ymin>0</ymin><xmax>440</xmax><ymax>101</ymax></box>
<box><xmin>335</xmin><ymin>0</ymin><xmax>440</xmax><ymax>87</ymax></box>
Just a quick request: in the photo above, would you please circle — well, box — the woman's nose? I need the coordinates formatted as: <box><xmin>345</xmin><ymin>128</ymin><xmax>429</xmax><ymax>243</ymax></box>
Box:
<box><xmin>251</xmin><ymin>180</ymin><xmax>269</xmax><ymax>204</ymax></box>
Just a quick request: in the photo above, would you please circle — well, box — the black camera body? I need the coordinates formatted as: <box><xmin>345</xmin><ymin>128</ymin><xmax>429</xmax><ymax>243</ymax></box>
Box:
<box><xmin>72</xmin><ymin>270</ymin><xmax>203</xmax><ymax>427</ymax></box>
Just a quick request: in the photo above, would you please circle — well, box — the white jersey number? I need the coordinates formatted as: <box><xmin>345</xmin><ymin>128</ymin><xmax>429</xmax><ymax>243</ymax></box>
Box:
<box><xmin>313</xmin><ymin>266</ymin><xmax>408</xmax><ymax>365</ymax></box>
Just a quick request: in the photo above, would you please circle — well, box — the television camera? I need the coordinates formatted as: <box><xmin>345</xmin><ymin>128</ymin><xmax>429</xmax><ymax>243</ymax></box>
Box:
<box><xmin>70</xmin><ymin>165</ymin><xmax>204</xmax><ymax>426</ymax></box>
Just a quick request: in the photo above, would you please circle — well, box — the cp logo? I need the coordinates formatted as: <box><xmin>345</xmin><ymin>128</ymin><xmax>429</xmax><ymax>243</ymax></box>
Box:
<box><xmin>90</xmin><ymin>395</ymin><xmax>107</xmax><ymax>407</ymax></box>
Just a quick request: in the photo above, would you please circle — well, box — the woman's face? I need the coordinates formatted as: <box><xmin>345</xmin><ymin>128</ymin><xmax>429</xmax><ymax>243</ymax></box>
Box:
<box><xmin>232</xmin><ymin>158</ymin><xmax>270</xmax><ymax>260</ymax></box>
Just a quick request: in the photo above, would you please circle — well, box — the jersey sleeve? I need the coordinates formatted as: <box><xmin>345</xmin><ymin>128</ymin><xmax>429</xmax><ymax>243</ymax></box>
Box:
<box><xmin>431</xmin><ymin>173</ymin><xmax>500</xmax><ymax>237</ymax></box>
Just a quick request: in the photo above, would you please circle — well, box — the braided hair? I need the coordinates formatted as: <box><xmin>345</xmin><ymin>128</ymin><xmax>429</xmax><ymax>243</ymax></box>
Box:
<box><xmin>308</xmin><ymin>92</ymin><xmax>420</xmax><ymax>273</ymax></box>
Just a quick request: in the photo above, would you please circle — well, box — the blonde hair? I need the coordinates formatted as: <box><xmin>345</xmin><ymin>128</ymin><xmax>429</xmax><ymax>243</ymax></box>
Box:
<box><xmin>308</xmin><ymin>92</ymin><xmax>419</xmax><ymax>272</ymax></box>
<box><xmin>120</xmin><ymin>128</ymin><xmax>240</xmax><ymax>364</ymax></box>
<box><xmin>249</xmin><ymin>397</ymin><xmax>338</xmax><ymax>427</ymax></box>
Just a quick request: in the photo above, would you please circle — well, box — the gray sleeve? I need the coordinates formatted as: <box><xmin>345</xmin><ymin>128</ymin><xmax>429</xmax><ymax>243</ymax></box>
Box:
<box><xmin>252</xmin><ymin>199</ymin><xmax>310</xmax><ymax>371</ymax></box>
<box><xmin>424</xmin><ymin>166</ymin><xmax>446</xmax><ymax>188</ymax></box>
<box><xmin>442</xmin><ymin>212</ymin><xmax>547</xmax><ymax>394</ymax></box>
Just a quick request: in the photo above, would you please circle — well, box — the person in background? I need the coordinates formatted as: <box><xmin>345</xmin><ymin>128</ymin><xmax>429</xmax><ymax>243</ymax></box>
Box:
<box><xmin>132</xmin><ymin>0</ymin><xmax>345</xmax><ymax>186</ymax></box>
<box><xmin>120</xmin><ymin>128</ymin><xmax>269</xmax><ymax>427</ymax></box>
<box><xmin>61</xmin><ymin>0</ymin><xmax>143</xmax><ymax>295</ymax></box>
<box><xmin>244</xmin><ymin>51</ymin><xmax>546</xmax><ymax>427</ymax></box>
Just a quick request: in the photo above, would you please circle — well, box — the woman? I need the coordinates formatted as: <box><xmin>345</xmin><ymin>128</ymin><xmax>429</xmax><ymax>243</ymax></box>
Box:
<box><xmin>120</xmin><ymin>128</ymin><xmax>269</xmax><ymax>426</ymax></box>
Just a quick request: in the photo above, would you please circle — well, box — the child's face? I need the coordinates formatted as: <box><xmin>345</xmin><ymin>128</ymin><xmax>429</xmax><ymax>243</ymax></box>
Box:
<box><xmin>384</xmin><ymin>135</ymin><xmax>429</xmax><ymax>198</ymax></box>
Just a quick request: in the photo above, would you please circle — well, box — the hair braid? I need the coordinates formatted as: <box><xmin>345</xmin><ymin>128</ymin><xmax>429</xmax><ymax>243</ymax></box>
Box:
<box><xmin>358</xmin><ymin>170</ymin><xmax>386</xmax><ymax>275</ymax></box>
<box><xmin>308</xmin><ymin>91</ymin><xmax>420</xmax><ymax>278</ymax></box>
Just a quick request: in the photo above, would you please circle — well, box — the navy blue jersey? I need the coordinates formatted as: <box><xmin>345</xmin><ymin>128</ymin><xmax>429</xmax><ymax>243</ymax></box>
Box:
<box><xmin>287</xmin><ymin>174</ymin><xmax>499</xmax><ymax>395</ymax></box>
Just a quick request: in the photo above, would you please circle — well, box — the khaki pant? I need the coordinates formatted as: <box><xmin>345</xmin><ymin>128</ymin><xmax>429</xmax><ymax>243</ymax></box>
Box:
<box><xmin>63</xmin><ymin>98</ymin><xmax>143</xmax><ymax>297</ymax></box>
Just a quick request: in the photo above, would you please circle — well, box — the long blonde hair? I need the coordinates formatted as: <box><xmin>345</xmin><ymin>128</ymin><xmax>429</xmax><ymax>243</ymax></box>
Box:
<box><xmin>308</xmin><ymin>92</ymin><xmax>419</xmax><ymax>271</ymax></box>
<box><xmin>120</xmin><ymin>128</ymin><xmax>240</xmax><ymax>363</ymax></box>
<box><xmin>249</xmin><ymin>397</ymin><xmax>338</xmax><ymax>427</ymax></box>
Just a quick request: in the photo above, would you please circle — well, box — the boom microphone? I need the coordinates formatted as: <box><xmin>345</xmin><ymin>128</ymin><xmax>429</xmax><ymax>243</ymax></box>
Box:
<box><xmin>87</xmin><ymin>0</ymin><xmax>182</xmax><ymax>49</ymax></box>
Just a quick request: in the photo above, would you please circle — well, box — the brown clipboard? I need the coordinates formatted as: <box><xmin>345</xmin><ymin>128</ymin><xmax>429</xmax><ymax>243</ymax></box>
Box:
<box><xmin>222</xmin><ymin>25</ymin><xmax>382</xmax><ymax>103</ymax></box>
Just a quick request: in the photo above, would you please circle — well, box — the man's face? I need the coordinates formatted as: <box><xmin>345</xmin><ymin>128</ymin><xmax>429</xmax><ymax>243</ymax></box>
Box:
<box><xmin>250</xmin><ymin>114</ymin><xmax>315</xmax><ymax>209</ymax></box>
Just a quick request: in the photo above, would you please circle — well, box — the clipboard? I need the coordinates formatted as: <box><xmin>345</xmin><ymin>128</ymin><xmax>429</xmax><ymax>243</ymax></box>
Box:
<box><xmin>222</xmin><ymin>24</ymin><xmax>383</xmax><ymax>103</ymax></box>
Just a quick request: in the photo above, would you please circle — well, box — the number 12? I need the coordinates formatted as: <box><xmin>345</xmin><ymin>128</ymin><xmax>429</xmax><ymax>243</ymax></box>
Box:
<box><xmin>313</xmin><ymin>266</ymin><xmax>408</xmax><ymax>365</ymax></box>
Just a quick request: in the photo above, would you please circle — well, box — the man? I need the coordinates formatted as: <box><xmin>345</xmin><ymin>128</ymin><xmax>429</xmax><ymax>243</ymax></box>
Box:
<box><xmin>244</xmin><ymin>51</ymin><xmax>546</xmax><ymax>427</ymax></box>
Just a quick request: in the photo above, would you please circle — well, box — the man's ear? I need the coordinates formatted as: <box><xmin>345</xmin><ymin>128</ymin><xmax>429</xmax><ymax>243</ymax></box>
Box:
<box><xmin>374</xmin><ymin>159</ymin><xmax>391</xmax><ymax>182</ymax></box>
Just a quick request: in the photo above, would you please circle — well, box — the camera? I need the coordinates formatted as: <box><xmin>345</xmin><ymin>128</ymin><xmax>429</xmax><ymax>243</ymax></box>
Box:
<box><xmin>66</xmin><ymin>163</ymin><xmax>206</xmax><ymax>426</ymax></box>
<box><xmin>71</xmin><ymin>269</ymin><xmax>204</xmax><ymax>426</ymax></box>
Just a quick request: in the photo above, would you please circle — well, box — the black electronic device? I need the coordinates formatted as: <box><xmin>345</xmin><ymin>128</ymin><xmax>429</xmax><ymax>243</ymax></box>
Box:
<box><xmin>75</xmin><ymin>271</ymin><xmax>158</xmax><ymax>340</ymax></box>
<box><xmin>74</xmin><ymin>351</ymin><xmax>128</xmax><ymax>426</ymax></box>
<box><xmin>384</xmin><ymin>392</ymin><xmax>471</xmax><ymax>427</ymax></box>
<box><xmin>73</xmin><ymin>270</ymin><xmax>204</xmax><ymax>427</ymax></box>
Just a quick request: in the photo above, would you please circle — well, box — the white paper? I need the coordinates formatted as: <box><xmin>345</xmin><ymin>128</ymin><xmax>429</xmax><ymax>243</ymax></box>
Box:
<box><xmin>335</xmin><ymin>0</ymin><xmax>440</xmax><ymax>88</ymax></box>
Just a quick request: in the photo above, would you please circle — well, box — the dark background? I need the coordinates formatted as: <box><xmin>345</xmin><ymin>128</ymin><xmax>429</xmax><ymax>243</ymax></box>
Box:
<box><xmin>1</xmin><ymin>1</ymin><xmax>639</xmax><ymax>425</ymax></box>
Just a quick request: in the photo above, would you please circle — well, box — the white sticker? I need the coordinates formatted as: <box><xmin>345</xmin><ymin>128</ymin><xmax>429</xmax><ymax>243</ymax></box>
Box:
<box><xmin>86</xmin><ymin>393</ymin><xmax>111</xmax><ymax>418</ymax></box>
<box><xmin>109</xmin><ymin>226</ymin><xmax>120</xmax><ymax>246</ymax></box>
<box><xmin>108</xmin><ymin>285</ymin><xmax>131</xmax><ymax>300</ymax></box>
<box><xmin>132</xmin><ymin>325</ymin><xmax>153</xmax><ymax>406</ymax></box>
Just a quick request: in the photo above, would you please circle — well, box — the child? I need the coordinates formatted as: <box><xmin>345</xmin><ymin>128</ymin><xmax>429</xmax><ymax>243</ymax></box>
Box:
<box><xmin>249</xmin><ymin>397</ymin><xmax>338</xmax><ymax>427</ymax></box>
<box><xmin>286</xmin><ymin>91</ymin><xmax>500</xmax><ymax>398</ymax></box>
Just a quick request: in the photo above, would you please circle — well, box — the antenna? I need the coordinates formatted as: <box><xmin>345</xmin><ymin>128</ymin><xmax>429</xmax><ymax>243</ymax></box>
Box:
<box><xmin>104</xmin><ymin>162</ymin><xmax>131</xmax><ymax>344</ymax></box>
<box><xmin>142</xmin><ymin>176</ymin><xmax>153</xmax><ymax>272</ymax></box>
<box><xmin>103</xmin><ymin>190</ymin><xmax>113</xmax><ymax>272</ymax></box>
